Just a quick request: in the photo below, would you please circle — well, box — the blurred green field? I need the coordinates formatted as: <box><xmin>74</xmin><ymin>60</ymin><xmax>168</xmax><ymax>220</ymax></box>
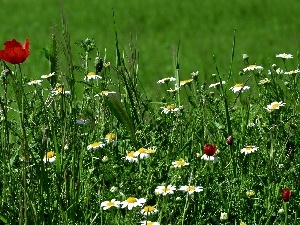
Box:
<box><xmin>1</xmin><ymin>0</ymin><xmax>300</xmax><ymax>92</ymax></box>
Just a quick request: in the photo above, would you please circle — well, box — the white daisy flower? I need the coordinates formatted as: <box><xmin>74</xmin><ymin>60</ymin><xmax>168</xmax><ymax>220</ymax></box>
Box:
<box><xmin>121</xmin><ymin>197</ymin><xmax>146</xmax><ymax>210</ymax></box>
<box><xmin>180</xmin><ymin>79</ymin><xmax>193</xmax><ymax>86</ymax></box>
<box><xmin>171</xmin><ymin>159</ymin><xmax>189</xmax><ymax>168</ymax></box>
<box><xmin>200</xmin><ymin>154</ymin><xmax>218</xmax><ymax>163</ymax></box>
<box><xmin>43</xmin><ymin>151</ymin><xmax>56</xmax><ymax>163</ymax></box>
<box><xmin>157</xmin><ymin>77</ymin><xmax>176</xmax><ymax>84</ymax></box>
<box><xmin>160</xmin><ymin>105</ymin><xmax>181</xmax><ymax>114</ymax></box>
<box><xmin>229</xmin><ymin>83</ymin><xmax>250</xmax><ymax>93</ymax></box>
<box><xmin>141</xmin><ymin>205</ymin><xmax>158</xmax><ymax>215</ymax></box>
<box><xmin>243</xmin><ymin>65</ymin><xmax>263</xmax><ymax>72</ymax></box>
<box><xmin>84</xmin><ymin>72</ymin><xmax>102</xmax><ymax>81</ymax></box>
<box><xmin>209</xmin><ymin>81</ymin><xmax>226</xmax><ymax>88</ymax></box>
<box><xmin>178</xmin><ymin>185</ymin><xmax>203</xmax><ymax>194</ymax></box>
<box><xmin>134</xmin><ymin>148</ymin><xmax>150</xmax><ymax>159</ymax></box>
<box><xmin>124</xmin><ymin>151</ymin><xmax>139</xmax><ymax>162</ymax></box>
<box><xmin>276</xmin><ymin>53</ymin><xmax>293</xmax><ymax>59</ymax></box>
<box><xmin>28</xmin><ymin>80</ymin><xmax>42</xmax><ymax>85</ymax></box>
<box><xmin>51</xmin><ymin>87</ymin><xmax>71</xmax><ymax>95</ymax></box>
<box><xmin>41</xmin><ymin>72</ymin><xmax>55</xmax><ymax>79</ymax></box>
<box><xmin>87</xmin><ymin>142</ymin><xmax>105</xmax><ymax>150</ymax></box>
<box><xmin>266</xmin><ymin>101</ymin><xmax>286</xmax><ymax>112</ymax></box>
<box><xmin>140</xmin><ymin>221</ymin><xmax>160</xmax><ymax>225</ymax></box>
<box><xmin>100</xmin><ymin>199</ymin><xmax>121</xmax><ymax>210</ymax></box>
<box><xmin>155</xmin><ymin>185</ymin><xmax>176</xmax><ymax>195</ymax></box>
<box><xmin>105</xmin><ymin>133</ymin><xmax>117</xmax><ymax>145</ymax></box>
<box><xmin>240</xmin><ymin>146</ymin><xmax>259</xmax><ymax>154</ymax></box>
<box><xmin>284</xmin><ymin>70</ymin><xmax>300</xmax><ymax>75</ymax></box>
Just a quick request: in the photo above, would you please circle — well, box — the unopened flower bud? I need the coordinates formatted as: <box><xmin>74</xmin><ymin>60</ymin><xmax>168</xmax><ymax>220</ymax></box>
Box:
<box><xmin>226</xmin><ymin>136</ymin><xmax>233</xmax><ymax>145</ymax></box>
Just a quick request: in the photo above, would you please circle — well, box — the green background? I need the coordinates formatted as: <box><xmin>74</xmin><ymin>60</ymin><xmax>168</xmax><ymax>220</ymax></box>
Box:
<box><xmin>1</xmin><ymin>0</ymin><xmax>299</xmax><ymax>92</ymax></box>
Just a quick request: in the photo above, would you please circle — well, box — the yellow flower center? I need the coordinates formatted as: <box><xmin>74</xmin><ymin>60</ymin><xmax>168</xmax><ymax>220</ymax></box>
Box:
<box><xmin>176</xmin><ymin>160</ymin><xmax>185</xmax><ymax>166</ymax></box>
<box><xmin>166</xmin><ymin>105</ymin><xmax>175</xmax><ymax>110</ymax></box>
<box><xmin>106</xmin><ymin>133</ymin><xmax>116</xmax><ymax>140</ymax></box>
<box><xmin>248</xmin><ymin>65</ymin><xmax>257</xmax><ymax>69</ymax></box>
<box><xmin>127</xmin><ymin>151</ymin><xmax>135</xmax><ymax>157</ymax></box>
<box><xmin>144</xmin><ymin>222</ymin><xmax>155</xmax><ymax>225</ymax></box>
<box><xmin>235</xmin><ymin>83</ymin><xmax>244</xmax><ymax>87</ymax></box>
<box><xmin>106</xmin><ymin>201</ymin><xmax>115</xmax><ymax>207</ymax></box>
<box><xmin>137</xmin><ymin>148</ymin><xmax>147</xmax><ymax>153</ymax></box>
<box><xmin>245</xmin><ymin>147</ymin><xmax>254</xmax><ymax>151</ymax></box>
<box><xmin>186</xmin><ymin>186</ymin><xmax>196</xmax><ymax>191</ymax></box>
<box><xmin>143</xmin><ymin>206</ymin><xmax>156</xmax><ymax>212</ymax></box>
<box><xmin>162</xmin><ymin>187</ymin><xmax>170</xmax><ymax>192</ymax></box>
<box><xmin>126</xmin><ymin>197</ymin><xmax>137</xmax><ymax>203</ymax></box>
<box><xmin>270</xmin><ymin>103</ymin><xmax>280</xmax><ymax>109</ymax></box>
<box><xmin>90</xmin><ymin>142</ymin><xmax>100</xmax><ymax>147</ymax></box>
<box><xmin>57</xmin><ymin>87</ymin><xmax>63</xmax><ymax>92</ymax></box>
<box><xmin>87</xmin><ymin>72</ymin><xmax>96</xmax><ymax>76</ymax></box>
<box><xmin>45</xmin><ymin>151</ymin><xmax>55</xmax><ymax>158</ymax></box>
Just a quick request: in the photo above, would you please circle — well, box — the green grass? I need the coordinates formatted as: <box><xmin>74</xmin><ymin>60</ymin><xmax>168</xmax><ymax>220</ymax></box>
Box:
<box><xmin>1</xmin><ymin>1</ymin><xmax>300</xmax><ymax>224</ymax></box>
<box><xmin>1</xmin><ymin>0</ymin><xmax>300</xmax><ymax>93</ymax></box>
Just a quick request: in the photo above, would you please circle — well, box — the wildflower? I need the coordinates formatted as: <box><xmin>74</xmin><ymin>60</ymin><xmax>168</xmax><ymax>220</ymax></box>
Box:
<box><xmin>201</xmin><ymin>154</ymin><xmax>218</xmax><ymax>162</ymax></box>
<box><xmin>278</xmin><ymin>208</ymin><xmax>284</xmax><ymax>214</ymax></box>
<box><xmin>226</xmin><ymin>136</ymin><xmax>233</xmax><ymax>145</ymax></box>
<box><xmin>43</xmin><ymin>151</ymin><xmax>56</xmax><ymax>163</ymax></box>
<box><xmin>191</xmin><ymin>71</ymin><xmax>199</xmax><ymax>79</ymax></box>
<box><xmin>52</xmin><ymin>87</ymin><xmax>71</xmax><ymax>95</ymax></box>
<box><xmin>171</xmin><ymin>159</ymin><xmax>190</xmax><ymax>168</ymax></box>
<box><xmin>124</xmin><ymin>151</ymin><xmax>139</xmax><ymax>162</ymax></box>
<box><xmin>242</xmin><ymin>54</ymin><xmax>249</xmax><ymax>61</ymax></box>
<box><xmin>41</xmin><ymin>72</ymin><xmax>55</xmax><ymax>79</ymax></box>
<box><xmin>100</xmin><ymin>199</ymin><xmax>121</xmax><ymax>210</ymax></box>
<box><xmin>157</xmin><ymin>77</ymin><xmax>176</xmax><ymax>84</ymax></box>
<box><xmin>258</xmin><ymin>78</ymin><xmax>271</xmax><ymax>85</ymax></box>
<box><xmin>121</xmin><ymin>197</ymin><xmax>146</xmax><ymax>210</ymax></box>
<box><xmin>180</xmin><ymin>79</ymin><xmax>193</xmax><ymax>86</ymax></box>
<box><xmin>84</xmin><ymin>72</ymin><xmax>102</xmax><ymax>81</ymax></box>
<box><xmin>101</xmin><ymin>90</ymin><xmax>116</xmax><ymax>96</ymax></box>
<box><xmin>240</xmin><ymin>146</ymin><xmax>259</xmax><ymax>154</ymax></box>
<box><xmin>246</xmin><ymin>190</ymin><xmax>255</xmax><ymax>197</ymax></box>
<box><xmin>220</xmin><ymin>212</ymin><xmax>228</xmax><ymax>221</ymax></box>
<box><xmin>204</xmin><ymin>144</ymin><xmax>217</xmax><ymax>156</ymax></box>
<box><xmin>140</xmin><ymin>221</ymin><xmax>160</xmax><ymax>225</ymax></box>
<box><xmin>284</xmin><ymin>69</ymin><xmax>300</xmax><ymax>75</ymax></box>
<box><xmin>276</xmin><ymin>53</ymin><xmax>293</xmax><ymax>59</ymax></box>
<box><xmin>87</xmin><ymin>142</ymin><xmax>105</xmax><ymax>150</ymax></box>
<box><xmin>145</xmin><ymin>147</ymin><xmax>157</xmax><ymax>154</ymax></box>
<box><xmin>282</xmin><ymin>188</ymin><xmax>292</xmax><ymax>202</ymax></box>
<box><xmin>141</xmin><ymin>205</ymin><xmax>158</xmax><ymax>215</ymax></box>
<box><xmin>155</xmin><ymin>185</ymin><xmax>176</xmax><ymax>195</ymax></box>
<box><xmin>134</xmin><ymin>148</ymin><xmax>150</xmax><ymax>159</ymax></box>
<box><xmin>209</xmin><ymin>81</ymin><xmax>226</xmax><ymax>88</ymax></box>
<box><xmin>0</xmin><ymin>39</ymin><xmax>30</xmax><ymax>64</ymax></box>
<box><xmin>266</xmin><ymin>101</ymin><xmax>286</xmax><ymax>112</ymax></box>
<box><xmin>28</xmin><ymin>80</ymin><xmax>42</xmax><ymax>85</ymax></box>
<box><xmin>102</xmin><ymin>156</ymin><xmax>109</xmax><ymax>162</ymax></box>
<box><xmin>104</xmin><ymin>62</ymin><xmax>110</xmax><ymax>67</ymax></box>
<box><xmin>105</xmin><ymin>133</ymin><xmax>117</xmax><ymax>145</ymax></box>
<box><xmin>167</xmin><ymin>87</ymin><xmax>180</xmax><ymax>93</ymax></box>
<box><xmin>229</xmin><ymin>83</ymin><xmax>250</xmax><ymax>93</ymax></box>
<box><xmin>243</xmin><ymin>65</ymin><xmax>263</xmax><ymax>72</ymax></box>
<box><xmin>76</xmin><ymin>117</ymin><xmax>90</xmax><ymax>124</ymax></box>
<box><xmin>160</xmin><ymin>105</ymin><xmax>180</xmax><ymax>114</ymax></box>
<box><xmin>178</xmin><ymin>185</ymin><xmax>203</xmax><ymax>194</ymax></box>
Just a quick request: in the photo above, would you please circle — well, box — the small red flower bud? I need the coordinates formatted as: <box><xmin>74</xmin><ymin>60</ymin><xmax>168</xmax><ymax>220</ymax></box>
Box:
<box><xmin>226</xmin><ymin>136</ymin><xmax>233</xmax><ymax>145</ymax></box>
<box><xmin>204</xmin><ymin>144</ymin><xmax>217</xmax><ymax>156</ymax></box>
<box><xmin>282</xmin><ymin>188</ymin><xmax>292</xmax><ymax>202</ymax></box>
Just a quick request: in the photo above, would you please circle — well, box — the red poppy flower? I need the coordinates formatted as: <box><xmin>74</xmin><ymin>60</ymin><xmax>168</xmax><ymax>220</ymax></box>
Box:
<box><xmin>0</xmin><ymin>39</ymin><xmax>30</xmax><ymax>64</ymax></box>
<box><xmin>204</xmin><ymin>144</ymin><xmax>217</xmax><ymax>156</ymax></box>
<box><xmin>282</xmin><ymin>188</ymin><xmax>292</xmax><ymax>202</ymax></box>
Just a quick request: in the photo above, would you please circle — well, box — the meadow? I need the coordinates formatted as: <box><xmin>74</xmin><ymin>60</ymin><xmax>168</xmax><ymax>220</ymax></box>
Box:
<box><xmin>1</xmin><ymin>1</ymin><xmax>300</xmax><ymax>225</ymax></box>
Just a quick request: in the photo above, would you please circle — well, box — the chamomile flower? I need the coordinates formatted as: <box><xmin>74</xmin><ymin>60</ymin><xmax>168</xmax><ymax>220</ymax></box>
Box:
<box><xmin>87</xmin><ymin>142</ymin><xmax>105</xmax><ymax>150</ymax></box>
<box><xmin>121</xmin><ymin>197</ymin><xmax>146</xmax><ymax>210</ymax></box>
<box><xmin>28</xmin><ymin>80</ymin><xmax>42</xmax><ymax>85</ymax></box>
<box><xmin>229</xmin><ymin>83</ymin><xmax>250</xmax><ymax>93</ymax></box>
<box><xmin>167</xmin><ymin>87</ymin><xmax>180</xmax><ymax>93</ymax></box>
<box><xmin>180</xmin><ymin>79</ymin><xmax>193</xmax><ymax>86</ymax></box>
<box><xmin>140</xmin><ymin>221</ymin><xmax>160</xmax><ymax>225</ymax></box>
<box><xmin>105</xmin><ymin>133</ymin><xmax>117</xmax><ymax>145</ymax></box>
<box><xmin>76</xmin><ymin>117</ymin><xmax>90</xmax><ymax>124</ymax></box>
<box><xmin>124</xmin><ymin>151</ymin><xmax>139</xmax><ymax>162</ymax></box>
<box><xmin>160</xmin><ymin>105</ymin><xmax>181</xmax><ymax>114</ymax></box>
<box><xmin>276</xmin><ymin>53</ymin><xmax>293</xmax><ymax>59</ymax></box>
<box><xmin>284</xmin><ymin>69</ymin><xmax>300</xmax><ymax>75</ymax></box>
<box><xmin>171</xmin><ymin>159</ymin><xmax>190</xmax><ymax>168</ymax></box>
<box><xmin>178</xmin><ymin>185</ymin><xmax>203</xmax><ymax>194</ymax></box>
<box><xmin>243</xmin><ymin>65</ymin><xmax>263</xmax><ymax>72</ymax></box>
<box><xmin>41</xmin><ymin>72</ymin><xmax>55</xmax><ymax>79</ymax></box>
<box><xmin>240</xmin><ymin>146</ymin><xmax>259</xmax><ymax>154</ymax></box>
<box><xmin>201</xmin><ymin>154</ymin><xmax>218</xmax><ymax>162</ymax></box>
<box><xmin>209</xmin><ymin>81</ymin><xmax>226</xmax><ymax>88</ymax></box>
<box><xmin>101</xmin><ymin>90</ymin><xmax>116</xmax><ymax>96</ymax></box>
<box><xmin>258</xmin><ymin>78</ymin><xmax>271</xmax><ymax>85</ymax></box>
<box><xmin>84</xmin><ymin>72</ymin><xmax>102</xmax><ymax>81</ymax></box>
<box><xmin>134</xmin><ymin>148</ymin><xmax>150</xmax><ymax>159</ymax></box>
<box><xmin>157</xmin><ymin>77</ymin><xmax>176</xmax><ymax>84</ymax></box>
<box><xmin>52</xmin><ymin>87</ymin><xmax>71</xmax><ymax>95</ymax></box>
<box><xmin>43</xmin><ymin>151</ymin><xmax>56</xmax><ymax>163</ymax></box>
<box><xmin>141</xmin><ymin>205</ymin><xmax>158</xmax><ymax>215</ymax></box>
<box><xmin>155</xmin><ymin>185</ymin><xmax>176</xmax><ymax>195</ymax></box>
<box><xmin>100</xmin><ymin>199</ymin><xmax>121</xmax><ymax>210</ymax></box>
<box><xmin>266</xmin><ymin>101</ymin><xmax>286</xmax><ymax>112</ymax></box>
